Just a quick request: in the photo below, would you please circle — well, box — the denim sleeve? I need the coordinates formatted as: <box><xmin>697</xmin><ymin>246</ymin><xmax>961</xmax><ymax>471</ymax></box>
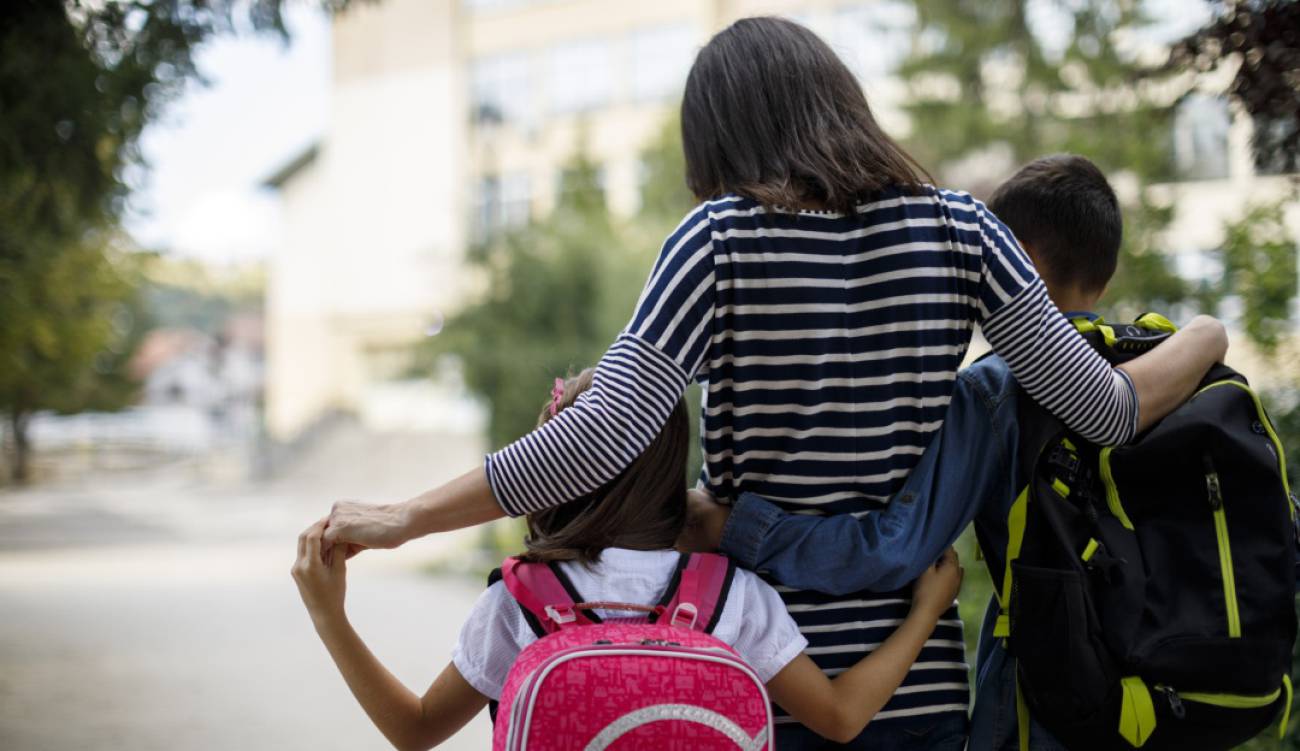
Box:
<box><xmin>719</xmin><ymin>374</ymin><xmax>1014</xmax><ymax>595</ymax></box>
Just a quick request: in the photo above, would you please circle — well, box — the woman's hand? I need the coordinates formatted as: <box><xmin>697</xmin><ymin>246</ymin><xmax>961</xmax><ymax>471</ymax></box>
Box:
<box><xmin>1121</xmin><ymin>314</ymin><xmax>1229</xmax><ymax>434</ymax></box>
<box><xmin>292</xmin><ymin>517</ymin><xmax>348</xmax><ymax>627</ymax></box>
<box><xmin>911</xmin><ymin>548</ymin><xmax>963</xmax><ymax>620</ymax></box>
<box><xmin>676</xmin><ymin>488</ymin><xmax>732</xmax><ymax>553</ymax></box>
<box><xmin>322</xmin><ymin>500</ymin><xmax>413</xmax><ymax>556</ymax></box>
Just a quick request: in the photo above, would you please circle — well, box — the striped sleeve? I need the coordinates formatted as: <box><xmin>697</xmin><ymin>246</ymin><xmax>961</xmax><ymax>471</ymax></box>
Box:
<box><xmin>486</xmin><ymin>204</ymin><xmax>717</xmax><ymax>516</ymax></box>
<box><xmin>948</xmin><ymin>192</ymin><xmax>1138</xmax><ymax>446</ymax></box>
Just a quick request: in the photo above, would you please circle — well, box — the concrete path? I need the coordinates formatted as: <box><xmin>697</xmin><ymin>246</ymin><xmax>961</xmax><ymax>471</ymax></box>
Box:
<box><xmin>0</xmin><ymin>429</ymin><xmax>497</xmax><ymax>750</ymax></box>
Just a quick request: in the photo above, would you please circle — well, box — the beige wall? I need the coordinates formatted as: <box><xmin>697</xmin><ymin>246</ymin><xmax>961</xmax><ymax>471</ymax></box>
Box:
<box><xmin>267</xmin><ymin>0</ymin><xmax>470</xmax><ymax>440</ymax></box>
<box><xmin>334</xmin><ymin>0</ymin><xmax>459</xmax><ymax>82</ymax></box>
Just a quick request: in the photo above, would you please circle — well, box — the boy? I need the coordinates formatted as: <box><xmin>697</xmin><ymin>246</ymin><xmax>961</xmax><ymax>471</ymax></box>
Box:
<box><xmin>682</xmin><ymin>154</ymin><xmax>1228</xmax><ymax>749</ymax></box>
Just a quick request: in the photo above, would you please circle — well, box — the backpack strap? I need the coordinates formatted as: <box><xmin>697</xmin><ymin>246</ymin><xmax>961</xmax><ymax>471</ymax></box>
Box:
<box><xmin>659</xmin><ymin>553</ymin><xmax>736</xmax><ymax>633</ymax></box>
<box><xmin>501</xmin><ymin>557</ymin><xmax>598</xmax><ymax>635</ymax></box>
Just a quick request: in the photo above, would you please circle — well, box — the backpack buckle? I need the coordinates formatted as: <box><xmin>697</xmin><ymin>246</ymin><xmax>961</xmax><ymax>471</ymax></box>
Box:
<box><xmin>1047</xmin><ymin>444</ymin><xmax>1081</xmax><ymax>482</ymax></box>
<box><xmin>545</xmin><ymin>605</ymin><xmax>577</xmax><ymax>625</ymax></box>
<box><xmin>669</xmin><ymin>602</ymin><xmax>699</xmax><ymax>629</ymax></box>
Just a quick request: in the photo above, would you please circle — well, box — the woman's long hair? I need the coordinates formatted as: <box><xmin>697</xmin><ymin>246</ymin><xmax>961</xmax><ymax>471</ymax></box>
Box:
<box><xmin>682</xmin><ymin>16</ymin><xmax>932</xmax><ymax>213</ymax></box>
<box><xmin>520</xmin><ymin>369</ymin><xmax>690</xmax><ymax>565</ymax></box>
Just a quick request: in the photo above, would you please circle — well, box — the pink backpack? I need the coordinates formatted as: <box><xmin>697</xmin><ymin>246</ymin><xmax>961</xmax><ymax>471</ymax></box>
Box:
<box><xmin>492</xmin><ymin>553</ymin><xmax>774</xmax><ymax>751</ymax></box>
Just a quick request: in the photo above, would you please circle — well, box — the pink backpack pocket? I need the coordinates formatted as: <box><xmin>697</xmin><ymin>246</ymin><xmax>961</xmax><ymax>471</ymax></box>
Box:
<box><xmin>492</xmin><ymin>554</ymin><xmax>774</xmax><ymax>751</ymax></box>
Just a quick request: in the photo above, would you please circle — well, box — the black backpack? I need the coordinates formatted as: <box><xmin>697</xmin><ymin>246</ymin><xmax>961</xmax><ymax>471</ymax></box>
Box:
<box><xmin>988</xmin><ymin>313</ymin><xmax>1298</xmax><ymax>750</ymax></box>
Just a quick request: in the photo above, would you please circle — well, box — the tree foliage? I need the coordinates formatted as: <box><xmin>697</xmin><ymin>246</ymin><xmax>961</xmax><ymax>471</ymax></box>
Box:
<box><xmin>422</xmin><ymin>119</ymin><xmax>696</xmax><ymax>460</ymax></box>
<box><xmin>0</xmin><ymin>0</ymin><xmax>340</xmax><ymax>482</ymax></box>
<box><xmin>1215</xmin><ymin>197</ymin><xmax>1299</xmax><ymax>353</ymax></box>
<box><xmin>422</xmin><ymin>120</ymin><xmax>698</xmax><ymax>560</ymax></box>
<box><xmin>898</xmin><ymin>0</ymin><xmax>1186</xmax><ymax>315</ymax></box>
<box><xmin>428</xmin><ymin>155</ymin><xmax>630</xmax><ymax>451</ymax></box>
<box><xmin>0</xmin><ymin>236</ymin><xmax>147</xmax><ymax>481</ymax></box>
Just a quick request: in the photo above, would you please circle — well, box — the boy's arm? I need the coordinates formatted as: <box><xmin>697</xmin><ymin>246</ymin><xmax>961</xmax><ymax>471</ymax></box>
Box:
<box><xmin>292</xmin><ymin>519</ymin><xmax>488</xmax><ymax>751</ymax></box>
<box><xmin>684</xmin><ymin>375</ymin><xmax>1012</xmax><ymax>595</ymax></box>
<box><xmin>766</xmin><ymin>550</ymin><xmax>963</xmax><ymax>743</ymax></box>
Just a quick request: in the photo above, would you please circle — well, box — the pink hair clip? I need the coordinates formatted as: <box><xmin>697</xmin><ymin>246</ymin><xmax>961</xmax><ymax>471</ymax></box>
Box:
<box><xmin>549</xmin><ymin>378</ymin><xmax>566</xmax><ymax>416</ymax></box>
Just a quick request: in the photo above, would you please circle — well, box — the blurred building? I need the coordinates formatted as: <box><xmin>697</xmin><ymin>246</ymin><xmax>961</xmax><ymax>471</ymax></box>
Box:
<box><xmin>1158</xmin><ymin>93</ymin><xmax>1299</xmax><ymax>279</ymax></box>
<box><xmin>28</xmin><ymin>316</ymin><xmax>266</xmax><ymax>459</ymax></box>
<box><xmin>260</xmin><ymin>0</ymin><xmax>910</xmax><ymax>440</ymax></box>
<box><xmin>261</xmin><ymin>0</ymin><xmax>467</xmax><ymax>440</ymax></box>
<box><xmin>262</xmin><ymin>0</ymin><xmax>1298</xmax><ymax>440</ymax></box>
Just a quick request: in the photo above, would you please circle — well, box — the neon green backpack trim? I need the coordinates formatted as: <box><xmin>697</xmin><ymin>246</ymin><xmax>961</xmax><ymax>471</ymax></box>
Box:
<box><xmin>1119</xmin><ymin>676</ymin><xmax>1157</xmax><ymax>747</ymax></box>
<box><xmin>1195</xmin><ymin>380</ymin><xmax>1293</xmax><ymax>518</ymax></box>
<box><xmin>1099</xmin><ymin>447</ymin><xmax>1136</xmax><ymax>531</ymax></box>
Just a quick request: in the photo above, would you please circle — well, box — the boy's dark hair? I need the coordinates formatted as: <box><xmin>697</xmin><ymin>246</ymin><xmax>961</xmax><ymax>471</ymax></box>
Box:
<box><xmin>681</xmin><ymin>16</ymin><xmax>931</xmax><ymax>214</ymax></box>
<box><xmin>987</xmin><ymin>154</ymin><xmax>1122</xmax><ymax>295</ymax></box>
<box><xmin>521</xmin><ymin>369</ymin><xmax>690</xmax><ymax>565</ymax></box>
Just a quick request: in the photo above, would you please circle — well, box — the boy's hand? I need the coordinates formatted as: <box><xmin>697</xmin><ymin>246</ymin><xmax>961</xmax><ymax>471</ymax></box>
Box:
<box><xmin>292</xmin><ymin>517</ymin><xmax>348</xmax><ymax>626</ymax></box>
<box><xmin>676</xmin><ymin>489</ymin><xmax>731</xmax><ymax>553</ymax></box>
<box><xmin>911</xmin><ymin>548</ymin><xmax>963</xmax><ymax>619</ymax></box>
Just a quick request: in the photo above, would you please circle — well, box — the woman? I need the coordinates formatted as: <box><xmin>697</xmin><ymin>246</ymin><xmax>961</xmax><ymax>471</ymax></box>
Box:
<box><xmin>323</xmin><ymin>17</ymin><xmax>1226</xmax><ymax>749</ymax></box>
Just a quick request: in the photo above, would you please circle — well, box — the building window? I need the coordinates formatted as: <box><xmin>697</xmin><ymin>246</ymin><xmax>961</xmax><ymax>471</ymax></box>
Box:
<box><xmin>1173</xmin><ymin>95</ymin><xmax>1231</xmax><ymax>181</ymax></box>
<box><xmin>500</xmin><ymin>172</ymin><xmax>532</xmax><ymax>227</ymax></box>
<box><xmin>549</xmin><ymin>40</ymin><xmax>613</xmax><ymax>114</ymax></box>
<box><xmin>629</xmin><ymin>25</ymin><xmax>697</xmax><ymax>102</ymax></box>
<box><xmin>474</xmin><ymin>173</ymin><xmax>531</xmax><ymax>241</ymax></box>
<box><xmin>1254</xmin><ymin>114</ymin><xmax>1298</xmax><ymax>176</ymax></box>
<box><xmin>471</xmin><ymin>53</ymin><xmax>534</xmax><ymax>127</ymax></box>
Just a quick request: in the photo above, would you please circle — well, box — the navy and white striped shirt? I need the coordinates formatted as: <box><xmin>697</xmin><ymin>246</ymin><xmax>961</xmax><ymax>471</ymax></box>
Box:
<box><xmin>485</xmin><ymin>186</ymin><xmax>1137</xmax><ymax>726</ymax></box>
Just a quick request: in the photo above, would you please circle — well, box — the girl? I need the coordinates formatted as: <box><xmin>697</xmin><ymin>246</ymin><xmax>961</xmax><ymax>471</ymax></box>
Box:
<box><xmin>323</xmin><ymin>16</ymin><xmax>1227</xmax><ymax>747</ymax></box>
<box><xmin>294</xmin><ymin>370</ymin><xmax>963</xmax><ymax>750</ymax></box>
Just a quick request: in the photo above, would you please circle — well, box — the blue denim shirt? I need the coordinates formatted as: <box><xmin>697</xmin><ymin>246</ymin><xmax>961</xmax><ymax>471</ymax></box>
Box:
<box><xmin>720</xmin><ymin>348</ymin><xmax>1070</xmax><ymax>750</ymax></box>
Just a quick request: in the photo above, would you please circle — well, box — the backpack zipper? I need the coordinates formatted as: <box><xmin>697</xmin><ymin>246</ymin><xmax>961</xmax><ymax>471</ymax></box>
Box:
<box><xmin>1194</xmin><ymin>380</ymin><xmax>1293</xmax><ymax>520</ymax></box>
<box><xmin>1191</xmin><ymin>379</ymin><xmax>1292</xmax><ymax>639</ymax></box>
<box><xmin>1157</xmin><ymin>683</ymin><xmax>1280</xmax><ymax>711</ymax></box>
<box><xmin>1158</xmin><ymin>679</ymin><xmax>1294</xmax><ymax>740</ymax></box>
<box><xmin>1204</xmin><ymin>458</ymin><xmax>1241</xmax><ymax>638</ymax></box>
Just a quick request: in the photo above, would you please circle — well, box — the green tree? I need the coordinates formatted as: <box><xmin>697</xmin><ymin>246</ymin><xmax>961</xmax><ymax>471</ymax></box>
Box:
<box><xmin>0</xmin><ymin>0</ymin><xmax>343</xmax><ymax>482</ymax></box>
<box><xmin>1215</xmin><ymin>198</ymin><xmax>1299</xmax><ymax>354</ymax></box>
<box><xmin>422</xmin><ymin>122</ymin><xmax>698</xmax><ymax>561</ymax></box>
<box><xmin>423</xmin><ymin>117</ymin><xmax>698</xmax><ymax>463</ymax></box>
<box><xmin>897</xmin><ymin>0</ymin><xmax>1186</xmax><ymax>315</ymax></box>
<box><xmin>429</xmin><ymin>154</ymin><xmax>628</xmax><ymax>451</ymax></box>
<box><xmin>0</xmin><ymin>239</ymin><xmax>145</xmax><ymax>482</ymax></box>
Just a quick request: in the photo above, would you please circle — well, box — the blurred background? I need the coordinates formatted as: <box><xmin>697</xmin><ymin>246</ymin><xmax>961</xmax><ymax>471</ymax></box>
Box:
<box><xmin>1</xmin><ymin>0</ymin><xmax>1298</xmax><ymax>748</ymax></box>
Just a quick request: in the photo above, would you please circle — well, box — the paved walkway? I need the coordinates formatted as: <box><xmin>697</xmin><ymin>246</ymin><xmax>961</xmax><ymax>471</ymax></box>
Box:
<box><xmin>0</xmin><ymin>429</ymin><xmax>497</xmax><ymax>750</ymax></box>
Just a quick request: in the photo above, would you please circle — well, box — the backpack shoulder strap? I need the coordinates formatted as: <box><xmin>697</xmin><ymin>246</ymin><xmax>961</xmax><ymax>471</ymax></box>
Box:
<box><xmin>659</xmin><ymin>553</ymin><xmax>736</xmax><ymax>634</ymax></box>
<box><xmin>500</xmin><ymin>557</ymin><xmax>597</xmax><ymax>635</ymax></box>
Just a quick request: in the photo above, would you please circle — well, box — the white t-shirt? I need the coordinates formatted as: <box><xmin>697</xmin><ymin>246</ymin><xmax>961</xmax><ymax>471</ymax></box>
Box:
<box><xmin>451</xmin><ymin>548</ymin><xmax>808</xmax><ymax>700</ymax></box>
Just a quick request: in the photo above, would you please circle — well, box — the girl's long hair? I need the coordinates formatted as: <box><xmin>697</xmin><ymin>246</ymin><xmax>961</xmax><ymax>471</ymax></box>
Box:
<box><xmin>520</xmin><ymin>369</ymin><xmax>690</xmax><ymax>565</ymax></box>
<box><xmin>682</xmin><ymin>16</ymin><xmax>932</xmax><ymax>213</ymax></box>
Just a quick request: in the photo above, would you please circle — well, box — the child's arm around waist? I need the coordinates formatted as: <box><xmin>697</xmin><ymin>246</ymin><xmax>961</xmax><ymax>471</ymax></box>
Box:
<box><xmin>292</xmin><ymin>518</ymin><xmax>488</xmax><ymax>751</ymax></box>
<box><xmin>765</xmin><ymin>549</ymin><xmax>964</xmax><ymax>744</ymax></box>
<box><xmin>679</xmin><ymin>370</ymin><xmax>1007</xmax><ymax>595</ymax></box>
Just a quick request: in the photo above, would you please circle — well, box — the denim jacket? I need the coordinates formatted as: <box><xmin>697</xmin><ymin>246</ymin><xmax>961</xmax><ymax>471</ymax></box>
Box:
<box><xmin>720</xmin><ymin>352</ymin><xmax>1064</xmax><ymax>750</ymax></box>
